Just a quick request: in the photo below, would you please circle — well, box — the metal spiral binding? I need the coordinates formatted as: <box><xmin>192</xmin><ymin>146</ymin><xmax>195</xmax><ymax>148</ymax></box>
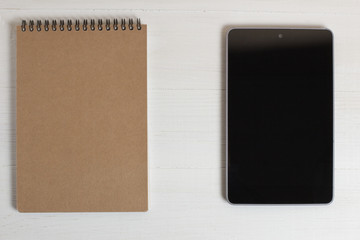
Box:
<box><xmin>36</xmin><ymin>20</ymin><xmax>41</xmax><ymax>31</ymax></box>
<box><xmin>98</xmin><ymin>19</ymin><xmax>103</xmax><ymax>31</ymax></box>
<box><xmin>20</xmin><ymin>18</ymin><xmax>142</xmax><ymax>32</ymax></box>
<box><xmin>106</xmin><ymin>19</ymin><xmax>111</xmax><ymax>31</ymax></box>
<box><xmin>44</xmin><ymin>20</ymin><xmax>49</xmax><ymax>31</ymax></box>
<box><xmin>75</xmin><ymin>20</ymin><xmax>80</xmax><ymax>31</ymax></box>
<box><xmin>29</xmin><ymin>20</ymin><xmax>34</xmax><ymax>32</ymax></box>
<box><xmin>137</xmin><ymin>18</ymin><xmax>141</xmax><ymax>30</ymax></box>
<box><xmin>129</xmin><ymin>19</ymin><xmax>134</xmax><ymax>30</ymax></box>
<box><xmin>52</xmin><ymin>20</ymin><xmax>57</xmax><ymax>31</ymax></box>
<box><xmin>114</xmin><ymin>19</ymin><xmax>118</xmax><ymax>30</ymax></box>
<box><xmin>90</xmin><ymin>19</ymin><xmax>95</xmax><ymax>31</ymax></box>
<box><xmin>21</xmin><ymin>20</ymin><xmax>26</xmax><ymax>32</ymax></box>
<box><xmin>67</xmin><ymin>20</ymin><xmax>72</xmax><ymax>31</ymax></box>
<box><xmin>59</xmin><ymin>20</ymin><xmax>64</xmax><ymax>31</ymax></box>
<box><xmin>121</xmin><ymin>19</ymin><xmax>126</xmax><ymax>30</ymax></box>
<box><xmin>83</xmin><ymin>20</ymin><xmax>88</xmax><ymax>31</ymax></box>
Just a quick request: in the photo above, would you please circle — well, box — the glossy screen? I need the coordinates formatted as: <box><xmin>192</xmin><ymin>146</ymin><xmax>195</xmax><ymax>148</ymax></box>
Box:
<box><xmin>227</xmin><ymin>29</ymin><xmax>333</xmax><ymax>204</ymax></box>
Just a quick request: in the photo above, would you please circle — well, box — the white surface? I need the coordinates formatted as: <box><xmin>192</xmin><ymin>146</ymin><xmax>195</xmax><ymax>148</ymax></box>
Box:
<box><xmin>1</xmin><ymin>1</ymin><xmax>360</xmax><ymax>239</ymax></box>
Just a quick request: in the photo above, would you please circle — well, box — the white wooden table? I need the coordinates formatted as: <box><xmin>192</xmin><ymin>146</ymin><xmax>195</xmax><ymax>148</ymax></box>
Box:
<box><xmin>1</xmin><ymin>1</ymin><xmax>360</xmax><ymax>239</ymax></box>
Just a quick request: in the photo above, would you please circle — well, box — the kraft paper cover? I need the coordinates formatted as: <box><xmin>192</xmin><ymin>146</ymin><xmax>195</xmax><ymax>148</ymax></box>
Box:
<box><xmin>16</xmin><ymin>24</ymin><xmax>148</xmax><ymax>212</ymax></box>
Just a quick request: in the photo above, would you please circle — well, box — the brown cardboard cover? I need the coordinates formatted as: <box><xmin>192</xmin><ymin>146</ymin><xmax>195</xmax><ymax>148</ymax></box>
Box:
<box><xmin>16</xmin><ymin>25</ymin><xmax>147</xmax><ymax>212</ymax></box>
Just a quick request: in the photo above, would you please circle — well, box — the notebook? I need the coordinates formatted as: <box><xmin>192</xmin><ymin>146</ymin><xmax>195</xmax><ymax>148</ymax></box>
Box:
<box><xmin>16</xmin><ymin>18</ymin><xmax>147</xmax><ymax>212</ymax></box>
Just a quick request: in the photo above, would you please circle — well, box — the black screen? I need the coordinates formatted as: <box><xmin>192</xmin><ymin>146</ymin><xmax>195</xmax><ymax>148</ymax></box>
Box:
<box><xmin>227</xmin><ymin>29</ymin><xmax>333</xmax><ymax>204</ymax></box>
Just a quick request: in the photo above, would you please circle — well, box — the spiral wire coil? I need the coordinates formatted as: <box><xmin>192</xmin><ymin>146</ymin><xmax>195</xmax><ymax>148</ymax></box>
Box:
<box><xmin>21</xmin><ymin>18</ymin><xmax>142</xmax><ymax>32</ymax></box>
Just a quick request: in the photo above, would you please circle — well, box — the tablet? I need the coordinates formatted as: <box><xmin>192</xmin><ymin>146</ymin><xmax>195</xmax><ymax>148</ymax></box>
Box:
<box><xmin>226</xmin><ymin>28</ymin><xmax>333</xmax><ymax>204</ymax></box>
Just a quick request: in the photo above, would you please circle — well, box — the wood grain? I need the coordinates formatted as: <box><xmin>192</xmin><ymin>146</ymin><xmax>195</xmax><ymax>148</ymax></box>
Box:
<box><xmin>1</xmin><ymin>2</ymin><xmax>360</xmax><ymax>239</ymax></box>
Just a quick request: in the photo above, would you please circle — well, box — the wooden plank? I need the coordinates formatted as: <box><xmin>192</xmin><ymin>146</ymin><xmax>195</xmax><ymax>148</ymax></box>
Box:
<box><xmin>0</xmin><ymin>0</ymin><xmax>359</xmax><ymax>15</ymax></box>
<box><xmin>0</xmin><ymin>167</ymin><xmax>359</xmax><ymax>239</ymax></box>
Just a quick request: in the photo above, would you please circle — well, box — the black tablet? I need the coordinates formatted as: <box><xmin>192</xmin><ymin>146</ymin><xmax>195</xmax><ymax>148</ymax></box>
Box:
<box><xmin>226</xmin><ymin>28</ymin><xmax>333</xmax><ymax>204</ymax></box>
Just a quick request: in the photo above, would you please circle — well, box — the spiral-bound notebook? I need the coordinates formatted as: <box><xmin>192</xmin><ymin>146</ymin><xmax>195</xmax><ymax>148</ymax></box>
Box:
<box><xmin>16</xmin><ymin>18</ymin><xmax>147</xmax><ymax>212</ymax></box>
